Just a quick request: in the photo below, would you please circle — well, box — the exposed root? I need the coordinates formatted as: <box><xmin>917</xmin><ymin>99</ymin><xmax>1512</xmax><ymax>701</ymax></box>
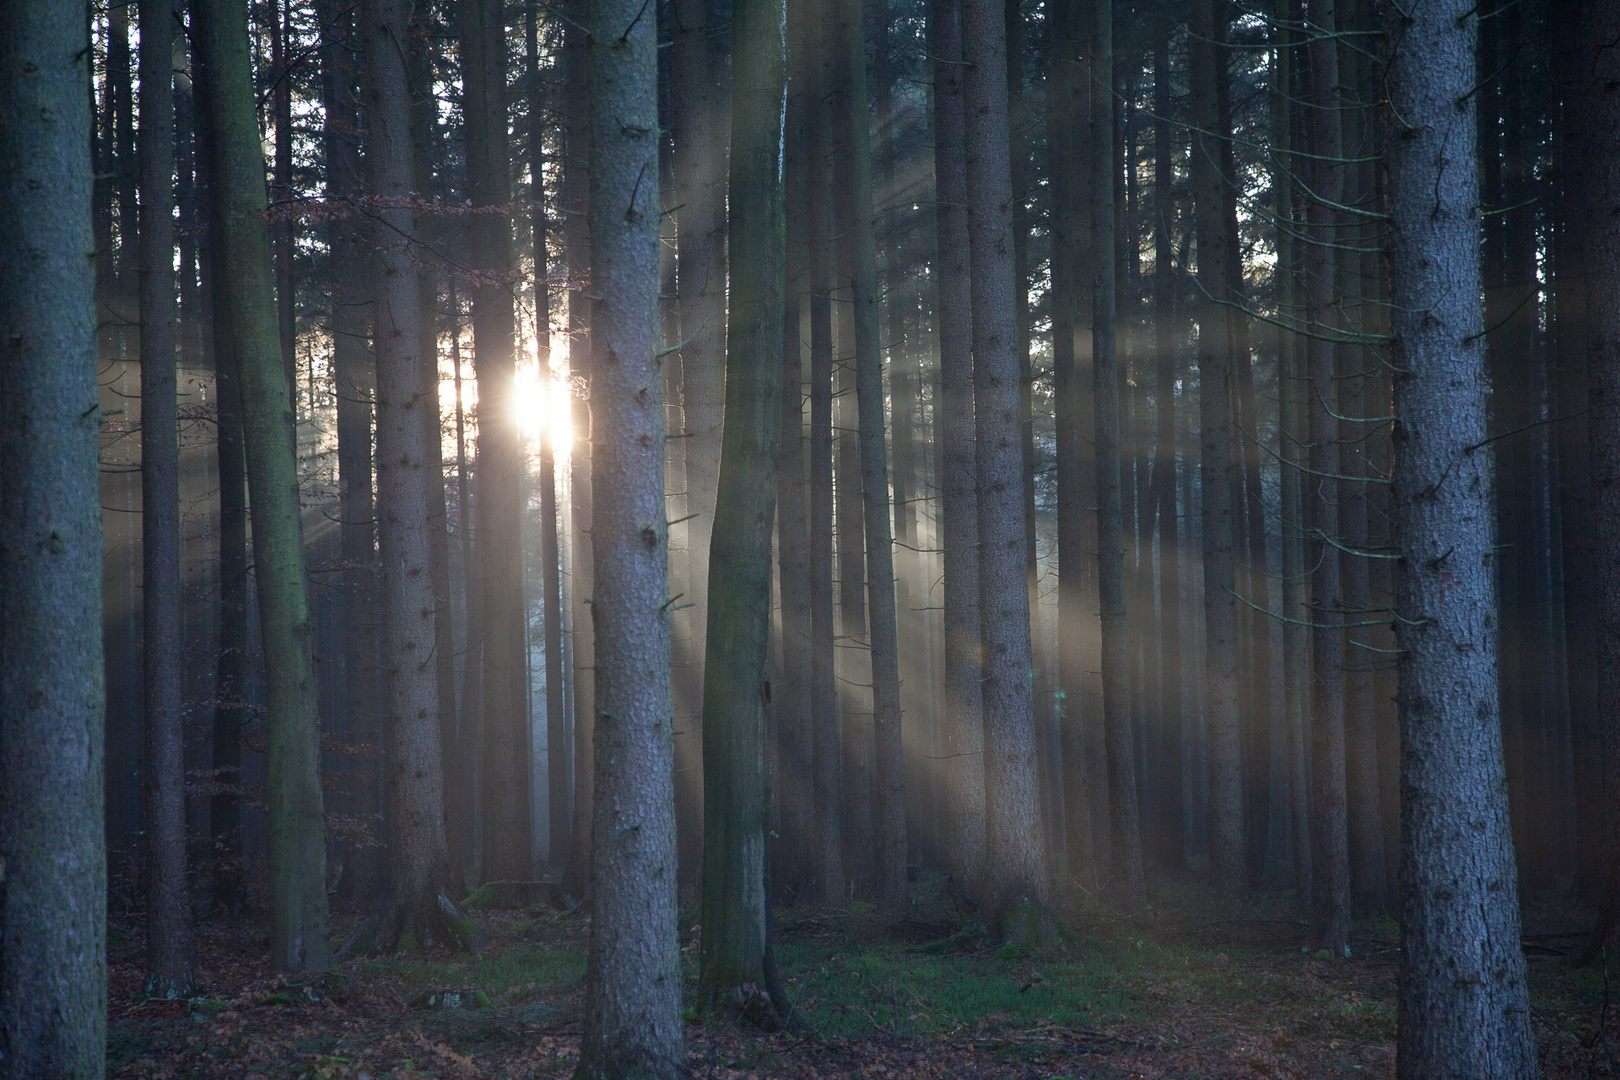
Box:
<box><xmin>336</xmin><ymin>888</ymin><xmax>483</xmax><ymax>959</ymax></box>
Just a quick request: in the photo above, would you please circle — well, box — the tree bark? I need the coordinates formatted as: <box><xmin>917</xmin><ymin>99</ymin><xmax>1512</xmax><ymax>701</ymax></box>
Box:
<box><xmin>573</xmin><ymin>0</ymin><xmax>685</xmax><ymax>1068</ymax></box>
<box><xmin>562</xmin><ymin>0</ymin><xmax>597</xmax><ymax>903</ymax></box>
<box><xmin>1188</xmin><ymin>0</ymin><xmax>1243</xmax><ymax>896</ymax></box>
<box><xmin>195</xmin><ymin>0</ymin><xmax>331</xmax><ymax>972</ymax></box>
<box><xmin>1091</xmin><ymin>0</ymin><xmax>1144</xmax><ymax>910</ymax></box>
<box><xmin>526</xmin><ymin>0</ymin><xmax>570</xmax><ymax>879</ymax></box>
<box><xmin>338</xmin><ymin>0</ymin><xmax>476</xmax><ymax>955</ymax></box>
<box><xmin>1386</xmin><ymin>0</ymin><xmax>1536</xmax><ymax>1071</ymax></box>
<box><xmin>963</xmin><ymin>0</ymin><xmax>1049</xmax><ymax>932</ymax></box>
<box><xmin>461</xmin><ymin>0</ymin><xmax>532</xmax><ymax>884</ymax></box>
<box><xmin>931</xmin><ymin>0</ymin><xmax>987</xmax><ymax>907</ymax></box>
<box><xmin>140</xmin><ymin>0</ymin><xmax>196</xmax><ymax>998</ymax></box>
<box><xmin>1150</xmin><ymin>33</ymin><xmax>1184</xmax><ymax>872</ymax></box>
<box><xmin>0</xmin><ymin>1</ymin><xmax>108</xmax><ymax>1067</ymax></box>
<box><xmin>1304</xmin><ymin>0</ymin><xmax>1350</xmax><ymax>953</ymax></box>
<box><xmin>834</xmin><ymin>0</ymin><xmax>908</xmax><ymax>920</ymax></box>
<box><xmin>670</xmin><ymin>0</ymin><xmax>727</xmax><ymax>896</ymax></box>
<box><xmin>699</xmin><ymin>0</ymin><xmax>788</xmax><ymax>1004</ymax></box>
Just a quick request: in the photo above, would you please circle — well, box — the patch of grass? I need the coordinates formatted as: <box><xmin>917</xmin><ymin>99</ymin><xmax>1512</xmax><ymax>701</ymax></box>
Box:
<box><xmin>362</xmin><ymin>939</ymin><xmax>587</xmax><ymax>1001</ymax></box>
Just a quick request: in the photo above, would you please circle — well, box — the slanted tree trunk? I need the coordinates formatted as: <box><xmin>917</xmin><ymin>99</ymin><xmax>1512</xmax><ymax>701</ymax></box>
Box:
<box><xmin>573</xmin><ymin>0</ymin><xmax>685</xmax><ymax>1069</ymax></box>
<box><xmin>460</xmin><ymin>0</ymin><xmax>532</xmax><ymax>885</ymax></box>
<box><xmin>338</xmin><ymin>0</ymin><xmax>477</xmax><ymax>955</ymax></box>
<box><xmin>0</xmin><ymin>2</ymin><xmax>107</xmax><ymax>1067</ymax></box>
<box><xmin>931</xmin><ymin>0</ymin><xmax>987</xmax><ymax>907</ymax></box>
<box><xmin>833</xmin><ymin>0</ymin><xmax>907</xmax><ymax>920</ymax></box>
<box><xmin>1188</xmin><ymin>0</ymin><xmax>1243</xmax><ymax>897</ymax></box>
<box><xmin>1303</xmin><ymin>0</ymin><xmax>1350</xmax><ymax>954</ymax></box>
<box><xmin>807</xmin><ymin>0</ymin><xmax>846</xmax><ymax>908</ymax></box>
<box><xmin>1090</xmin><ymin>0</ymin><xmax>1144</xmax><ymax>910</ymax></box>
<box><xmin>699</xmin><ymin>0</ymin><xmax>789</xmax><ymax>1008</ymax></box>
<box><xmin>195</xmin><ymin>0</ymin><xmax>331</xmax><ymax>973</ymax></box>
<box><xmin>140</xmin><ymin>0</ymin><xmax>196</xmax><ymax>998</ymax></box>
<box><xmin>963</xmin><ymin>0</ymin><xmax>1049</xmax><ymax>934</ymax></box>
<box><xmin>1386</xmin><ymin>0</ymin><xmax>1536</xmax><ymax>1071</ymax></box>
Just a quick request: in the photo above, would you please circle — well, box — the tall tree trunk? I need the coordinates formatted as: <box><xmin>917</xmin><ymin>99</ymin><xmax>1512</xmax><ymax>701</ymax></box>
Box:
<box><xmin>409</xmin><ymin>16</ymin><xmax>461</xmax><ymax>879</ymax></box>
<box><xmin>1578</xmin><ymin>0</ymin><xmax>1620</xmax><ymax>965</ymax></box>
<box><xmin>1304</xmin><ymin>0</ymin><xmax>1350</xmax><ymax>953</ymax></box>
<box><xmin>833</xmin><ymin>0</ymin><xmax>907</xmax><ymax>920</ymax></box>
<box><xmin>1272</xmin><ymin>1</ymin><xmax>1311</xmax><ymax>908</ymax></box>
<box><xmin>321</xmin><ymin>1</ymin><xmax>381</xmax><ymax>899</ymax></box>
<box><xmin>670</xmin><ymin>0</ymin><xmax>727</xmax><ymax>896</ymax></box>
<box><xmin>832</xmin><ymin>63</ymin><xmax>873</xmax><ymax>895</ymax></box>
<box><xmin>1091</xmin><ymin>0</ymin><xmax>1144</xmax><ymax>910</ymax></box>
<box><xmin>1150</xmin><ymin>33</ymin><xmax>1184</xmax><ymax>872</ymax></box>
<box><xmin>271</xmin><ymin>0</ymin><xmax>297</xmax><ymax>403</ymax></box>
<box><xmin>0</xmin><ymin>2</ymin><xmax>107</xmax><ymax>1067</ymax></box>
<box><xmin>807</xmin><ymin>0</ymin><xmax>845</xmax><ymax>907</ymax></box>
<box><xmin>932</xmin><ymin>0</ymin><xmax>987</xmax><ymax>906</ymax></box>
<box><xmin>1050</xmin><ymin>0</ymin><xmax>1095</xmax><ymax>890</ymax></box>
<box><xmin>775</xmin><ymin>0</ymin><xmax>813</xmax><ymax>894</ymax></box>
<box><xmin>1551</xmin><ymin>0</ymin><xmax>1599</xmax><ymax>904</ymax></box>
<box><xmin>963</xmin><ymin>0</ymin><xmax>1048</xmax><ymax>933</ymax></box>
<box><xmin>562</xmin><ymin>0</ymin><xmax>597</xmax><ymax>903</ymax></box>
<box><xmin>699</xmin><ymin>0</ymin><xmax>789</xmax><ymax>1003</ymax></box>
<box><xmin>338</xmin><ymin>0</ymin><xmax>476</xmax><ymax>954</ymax></box>
<box><xmin>1386</xmin><ymin>0</ymin><xmax>1536</xmax><ymax>1070</ymax></box>
<box><xmin>574</xmin><ymin>0</ymin><xmax>684</xmax><ymax>1067</ymax></box>
<box><xmin>461</xmin><ymin>0</ymin><xmax>532</xmax><ymax>883</ymax></box>
<box><xmin>1188</xmin><ymin>0</ymin><xmax>1243</xmax><ymax>896</ymax></box>
<box><xmin>195</xmin><ymin>0</ymin><xmax>331</xmax><ymax>973</ymax></box>
<box><xmin>140</xmin><ymin>0</ymin><xmax>196</xmax><ymax>998</ymax></box>
<box><xmin>526</xmin><ymin>0</ymin><xmax>570</xmax><ymax>879</ymax></box>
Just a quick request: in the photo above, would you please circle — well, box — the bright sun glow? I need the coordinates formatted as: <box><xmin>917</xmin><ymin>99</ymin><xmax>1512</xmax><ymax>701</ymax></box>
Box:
<box><xmin>514</xmin><ymin>355</ymin><xmax>575</xmax><ymax>453</ymax></box>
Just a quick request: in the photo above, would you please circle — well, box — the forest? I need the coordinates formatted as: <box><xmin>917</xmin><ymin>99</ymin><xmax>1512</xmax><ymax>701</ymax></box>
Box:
<box><xmin>0</xmin><ymin>0</ymin><xmax>1613</xmax><ymax>1075</ymax></box>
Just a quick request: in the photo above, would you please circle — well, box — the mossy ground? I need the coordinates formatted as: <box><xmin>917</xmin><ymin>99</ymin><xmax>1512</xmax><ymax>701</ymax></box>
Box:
<box><xmin>106</xmin><ymin>870</ymin><xmax>1609</xmax><ymax>1077</ymax></box>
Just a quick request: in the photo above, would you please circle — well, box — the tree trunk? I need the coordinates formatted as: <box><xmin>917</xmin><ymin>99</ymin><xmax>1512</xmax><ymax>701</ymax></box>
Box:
<box><xmin>562</xmin><ymin>0</ymin><xmax>597</xmax><ymax>903</ymax></box>
<box><xmin>337</xmin><ymin>0</ymin><xmax>477</xmax><ymax>955</ymax></box>
<box><xmin>1188</xmin><ymin>0</ymin><xmax>1243</xmax><ymax>896</ymax></box>
<box><xmin>833</xmin><ymin>0</ymin><xmax>908</xmax><ymax>920</ymax></box>
<box><xmin>963</xmin><ymin>0</ymin><xmax>1049</xmax><ymax>932</ymax></box>
<box><xmin>775</xmin><ymin>2</ymin><xmax>813</xmax><ymax>894</ymax></box>
<box><xmin>573</xmin><ymin>0</ymin><xmax>685</xmax><ymax>1068</ymax></box>
<box><xmin>931</xmin><ymin>0</ymin><xmax>987</xmax><ymax>907</ymax></box>
<box><xmin>699</xmin><ymin>0</ymin><xmax>788</xmax><ymax>1005</ymax></box>
<box><xmin>1050</xmin><ymin>0</ymin><xmax>1095</xmax><ymax>890</ymax></box>
<box><xmin>1091</xmin><ymin>0</ymin><xmax>1144</xmax><ymax>910</ymax></box>
<box><xmin>409</xmin><ymin>16</ymin><xmax>461</xmax><ymax>881</ymax></box>
<box><xmin>0</xmin><ymin>2</ymin><xmax>107</xmax><ymax>1067</ymax></box>
<box><xmin>1150</xmin><ymin>33</ymin><xmax>1184</xmax><ymax>872</ymax></box>
<box><xmin>270</xmin><ymin>0</ymin><xmax>297</xmax><ymax>405</ymax></box>
<box><xmin>1272</xmin><ymin>2</ymin><xmax>1311</xmax><ymax>908</ymax></box>
<box><xmin>808</xmin><ymin>0</ymin><xmax>845</xmax><ymax>907</ymax></box>
<box><xmin>140</xmin><ymin>0</ymin><xmax>196</xmax><ymax>998</ymax></box>
<box><xmin>460</xmin><ymin>0</ymin><xmax>532</xmax><ymax>885</ymax></box>
<box><xmin>524</xmin><ymin>0</ymin><xmax>570</xmax><ymax>879</ymax></box>
<box><xmin>1386</xmin><ymin>1</ymin><xmax>1536</xmax><ymax>1071</ymax></box>
<box><xmin>1303</xmin><ymin>0</ymin><xmax>1350</xmax><ymax>954</ymax></box>
<box><xmin>195</xmin><ymin>0</ymin><xmax>331</xmax><ymax>973</ymax></box>
<box><xmin>322</xmin><ymin>1</ymin><xmax>381</xmax><ymax>898</ymax></box>
<box><xmin>670</xmin><ymin>0</ymin><xmax>727</xmax><ymax>897</ymax></box>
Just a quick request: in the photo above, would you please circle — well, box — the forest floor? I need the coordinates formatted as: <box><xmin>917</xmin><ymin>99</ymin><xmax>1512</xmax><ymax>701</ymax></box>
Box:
<box><xmin>108</xmin><ymin>869</ymin><xmax>1614</xmax><ymax>1079</ymax></box>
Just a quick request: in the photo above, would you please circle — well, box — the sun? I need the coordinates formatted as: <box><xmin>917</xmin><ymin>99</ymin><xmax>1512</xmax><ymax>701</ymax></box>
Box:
<box><xmin>514</xmin><ymin>355</ymin><xmax>575</xmax><ymax>453</ymax></box>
